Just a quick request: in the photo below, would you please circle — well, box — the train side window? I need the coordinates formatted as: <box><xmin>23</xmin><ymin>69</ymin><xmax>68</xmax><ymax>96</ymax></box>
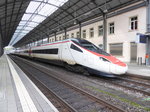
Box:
<box><xmin>70</xmin><ymin>44</ymin><xmax>83</xmax><ymax>53</ymax></box>
<box><xmin>32</xmin><ymin>48</ymin><xmax>58</xmax><ymax>54</ymax></box>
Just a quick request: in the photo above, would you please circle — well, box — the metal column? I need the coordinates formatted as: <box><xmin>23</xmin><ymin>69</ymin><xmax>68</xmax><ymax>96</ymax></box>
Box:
<box><xmin>34</xmin><ymin>40</ymin><xmax>36</xmax><ymax>46</ymax></box>
<box><xmin>145</xmin><ymin>36</ymin><xmax>150</xmax><ymax>65</ymax></box>
<box><xmin>0</xmin><ymin>20</ymin><xmax>3</xmax><ymax>56</ymax></box>
<box><xmin>79</xmin><ymin>22</ymin><xmax>82</xmax><ymax>38</ymax></box>
<box><xmin>54</xmin><ymin>32</ymin><xmax>57</xmax><ymax>41</ymax></box>
<box><xmin>64</xmin><ymin>28</ymin><xmax>67</xmax><ymax>39</ymax></box>
<box><xmin>0</xmin><ymin>36</ymin><xmax>3</xmax><ymax>56</ymax></box>
<box><xmin>41</xmin><ymin>37</ymin><xmax>43</xmax><ymax>44</ymax></box>
<box><xmin>48</xmin><ymin>36</ymin><xmax>50</xmax><ymax>43</ymax></box>
<box><xmin>146</xmin><ymin>0</ymin><xmax>150</xmax><ymax>65</ymax></box>
<box><xmin>103</xmin><ymin>13</ymin><xmax>107</xmax><ymax>51</ymax></box>
<box><xmin>147</xmin><ymin>0</ymin><xmax>150</xmax><ymax>32</ymax></box>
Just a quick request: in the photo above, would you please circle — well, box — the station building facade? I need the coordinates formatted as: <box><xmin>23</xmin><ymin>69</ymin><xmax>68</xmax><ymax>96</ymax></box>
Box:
<box><xmin>48</xmin><ymin>2</ymin><xmax>147</xmax><ymax>64</ymax></box>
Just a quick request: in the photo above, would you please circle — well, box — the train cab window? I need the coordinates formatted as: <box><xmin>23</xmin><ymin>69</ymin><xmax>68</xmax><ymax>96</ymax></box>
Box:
<box><xmin>70</xmin><ymin>44</ymin><xmax>83</xmax><ymax>53</ymax></box>
<box><xmin>80</xmin><ymin>42</ymin><xmax>110</xmax><ymax>56</ymax></box>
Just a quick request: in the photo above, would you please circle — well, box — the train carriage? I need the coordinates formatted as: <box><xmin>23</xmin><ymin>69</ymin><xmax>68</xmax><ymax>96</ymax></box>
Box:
<box><xmin>14</xmin><ymin>38</ymin><xmax>128</xmax><ymax>76</ymax></box>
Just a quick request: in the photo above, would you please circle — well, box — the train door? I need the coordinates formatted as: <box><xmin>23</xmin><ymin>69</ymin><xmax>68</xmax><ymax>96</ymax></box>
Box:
<box><xmin>61</xmin><ymin>43</ymin><xmax>75</xmax><ymax>65</ymax></box>
<box><xmin>69</xmin><ymin>43</ymin><xmax>84</xmax><ymax>65</ymax></box>
<box><xmin>86</xmin><ymin>54</ymin><xmax>94</xmax><ymax>65</ymax></box>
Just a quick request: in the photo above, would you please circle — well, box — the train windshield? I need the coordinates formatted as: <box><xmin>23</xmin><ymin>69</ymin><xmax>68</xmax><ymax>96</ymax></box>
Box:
<box><xmin>72</xmin><ymin>39</ymin><xmax>110</xmax><ymax>56</ymax></box>
<box><xmin>82</xmin><ymin>44</ymin><xmax>98</xmax><ymax>51</ymax></box>
<box><xmin>81</xmin><ymin>43</ymin><xmax>110</xmax><ymax>56</ymax></box>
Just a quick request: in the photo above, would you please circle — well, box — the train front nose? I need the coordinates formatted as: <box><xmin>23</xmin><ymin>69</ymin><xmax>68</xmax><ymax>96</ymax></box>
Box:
<box><xmin>110</xmin><ymin>63</ymin><xmax>128</xmax><ymax>75</ymax></box>
<box><xmin>116</xmin><ymin>65</ymin><xmax>128</xmax><ymax>74</ymax></box>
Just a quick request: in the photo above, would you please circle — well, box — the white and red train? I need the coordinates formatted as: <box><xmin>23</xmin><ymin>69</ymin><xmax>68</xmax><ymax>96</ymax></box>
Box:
<box><xmin>14</xmin><ymin>38</ymin><xmax>128</xmax><ymax>76</ymax></box>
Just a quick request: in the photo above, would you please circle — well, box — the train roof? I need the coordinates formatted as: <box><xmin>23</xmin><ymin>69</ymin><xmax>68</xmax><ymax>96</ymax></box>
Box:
<box><xmin>22</xmin><ymin>38</ymin><xmax>91</xmax><ymax>49</ymax></box>
<box><xmin>69</xmin><ymin>38</ymin><xmax>91</xmax><ymax>45</ymax></box>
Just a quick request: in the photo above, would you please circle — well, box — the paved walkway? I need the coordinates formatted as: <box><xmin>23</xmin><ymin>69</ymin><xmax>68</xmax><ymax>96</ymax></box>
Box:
<box><xmin>0</xmin><ymin>55</ymin><xmax>18</xmax><ymax>112</ymax></box>
<box><xmin>127</xmin><ymin>63</ymin><xmax>150</xmax><ymax>77</ymax></box>
<box><xmin>0</xmin><ymin>55</ymin><xmax>59</xmax><ymax>112</ymax></box>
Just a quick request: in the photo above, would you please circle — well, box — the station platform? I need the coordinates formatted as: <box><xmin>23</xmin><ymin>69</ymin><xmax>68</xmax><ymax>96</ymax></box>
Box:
<box><xmin>0</xmin><ymin>55</ymin><xmax>59</xmax><ymax>112</ymax></box>
<box><xmin>127</xmin><ymin>63</ymin><xmax>150</xmax><ymax>77</ymax></box>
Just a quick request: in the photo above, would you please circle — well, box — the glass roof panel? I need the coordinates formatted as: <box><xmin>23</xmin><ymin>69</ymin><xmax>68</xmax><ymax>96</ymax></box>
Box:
<box><xmin>22</xmin><ymin>14</ymin><xmax>32</xmax><ymax>21</ymax></box>
<box><xmin>19</xmin><ymin>21</ymin><xmax>28</xmax><ymax>25</ymax></box>
<box><xmin>32</xmin><ymin>15</ymin><xmax>45</xmax><ymax>23</ymax></box>
<box><xmin>14</xmin><ymin>33</ymin><xmax>26</xmax><ymax>36</ymax></box>
<box><xmin>38</xmin><ymin>4</ymin><xmax>57</xmax><ymax>16</ymax></box>
<box><xmin>27</xmin><ymin>22</ymin><xmax>38</xmax><ymax>27</ymax></box>
<box><xmin>26</xmin><ymin>2</ymin><xmax>41</xmax><ymax>13</ymax></box>
<box><xmin>15</xmin><ymin>30</ymin><xmax>30</xmax><ymax>33</ymax></box>
<box><xmin>9</xmin><ymin>0</ymin><xmax>68</xmax><ymax>46</ymax></box>
<box><xmin>17</xmin><ymin>26</ymin><xmax>24</xmax><ymax>29</ymax></box>
<box><xmin>24</xmin><ymin>27</ymin><xmax>34</xmax><ymax>31</ymax></box>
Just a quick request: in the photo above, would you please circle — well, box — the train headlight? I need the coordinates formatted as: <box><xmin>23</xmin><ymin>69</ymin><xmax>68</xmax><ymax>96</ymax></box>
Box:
<box><xmin>99</xmin><ymin>57</ymin><xmax>110</xmax><ymax>62</ymax></box>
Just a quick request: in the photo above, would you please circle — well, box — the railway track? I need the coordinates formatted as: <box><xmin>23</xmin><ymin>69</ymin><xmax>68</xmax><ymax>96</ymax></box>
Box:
<box><xmin>10</xmin><ymin>55</ymin><xmax>126</xmax><ymax>112</ymax></box>
<box><xmin>120</xmin><ymin>74</ymin><xmax>150</xmax><ymax>86</ymax></box>
<box><xmin>86</xmin><ymin>75</ymin><xmax>150</xmax><ymax>96</ymax></box>
<box><xmin>106</xmin><ymin>76</ymin><xmax>150</xmax><ymax>96</ymax></box>
<box><xmin>117</xmin><ymin>76</ymin><xmax>150</xmax><ymax>91</ymax></box>
<box><xmin>118</xmin><ymin>76</ymin><xmax>150</xmax><ymax>88</ymax></box>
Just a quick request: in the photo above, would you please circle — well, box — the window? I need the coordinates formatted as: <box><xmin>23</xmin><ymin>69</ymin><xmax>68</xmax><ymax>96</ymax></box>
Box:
<box><xmin>24</xmin><ymin>50</ymin><xmax>28</xmax><ymax>53</ymax></box>
<box><xmin>63</xmin><ymin>35</ymin><xmax>65</xmax><ymax>40</ymax></box>
<box><xmin>66</xmin><ymin>34</ymin><xmax>69</xmax><ymax>39</ymax></box>
<box><xmin>52</xmin><ymin>38</ymin><xmax>54</xmax><ymax>42</ymax></box>
<box><xmin>43</xmin><ymin>38</ymin><xmax>48</xmax><ymax>44</ymax></box>
<box><xmin>71</xmin><ymin>33</ymin><xmax>74</xmax><ymax>38</ymax></box>
<box><xmin>76</xmin><ymin>32</ymin><xmax>80</xmax><ymax>38</ymax></box>
<box><xmin>72</xmin><ymin>39</ymin><xmax>110</xmax><ymax>56</ymax></box>
<box><xmin>109</xmin><ymin>43</ymin><xmax>123</xmax><ymax>56</ymax></box>
<box><xmin>32</xmin><ymin>48</ymin><xmax>58</xmax><ymax>54</ymax></box>
<box><xmin>81</xmin><ymin>43</ymin><xmax>110</xmax><ymax>56</ymax></box>
<box><xmin>89</xmin><ymin>28</ymin><xmax>94</xmax><ymax>38</ymax></box>
<box><xmin>59</xmin><ymin>36</ymin><xmax>61</xmax><ymax>40</ymax></box>
<box><xmin>98</xmin><ymin>25</ymin><xmax>103</xmax><ymax>36</ymax></box>
<box><xmin>70</xmin><ymin>44</ymin><xmax>83</xmax><ymax>53</ymax></box>
<box><xmin>57</xmin><ymin>37</ymin><xmax>59</xmax><ymax>41</ymax></box>
<box><xmin>82</xmin><ymin>30</ymin><xmax>86</xmax><ymax>38</ymax></box>
<box><xmin>130</xmin><ymin>16</ymin><xmax>138</xmax><ymax>30</ymax></box>
<box><xmin>109</xmin><ymin>22</ymin><xmax>114</xmax><ymax>34</ymax></box>
<box><xmin>99</xmin><ymin>44</ymin><xmax>103</xmax><ymax>49</ymax></box>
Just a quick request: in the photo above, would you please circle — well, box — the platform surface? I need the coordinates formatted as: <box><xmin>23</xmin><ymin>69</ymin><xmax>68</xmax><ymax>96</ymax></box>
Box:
<box><xmin>0</xmin><ymin>55</ymin><xmax>18</xmax><ymax>112</ymax></box>
<box><xmin>127</xmin><ymin>63</ymin><xmax>150</xmax><ymax>77</ymax></box>
<box><xmin>0</xmin><ymin>55</ymin><xmax>58</xmax><ymax>112</ymax></box>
